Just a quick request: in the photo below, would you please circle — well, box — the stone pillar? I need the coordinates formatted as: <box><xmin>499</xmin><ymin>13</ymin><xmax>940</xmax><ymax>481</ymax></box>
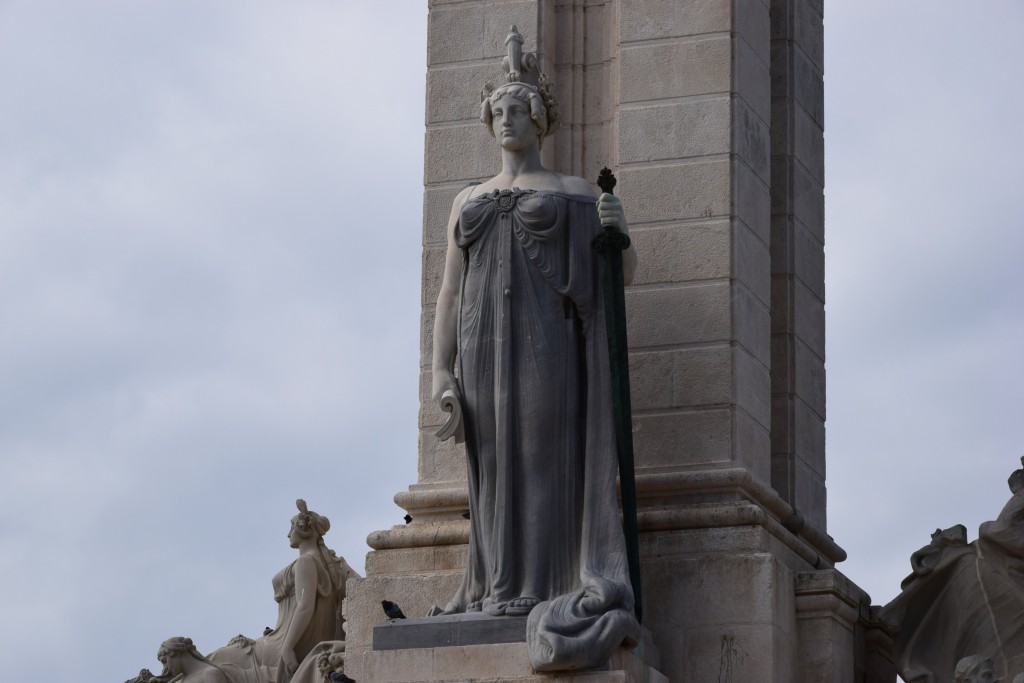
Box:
<box><xmin>343</xmin><ymin>2</ymin><xmax>892</xmax><ymax>681</ymax></box>
<box><xmin>769</xmin><ymin>0</ymin><xmax>828</xmax><ymax>530</ymax></box>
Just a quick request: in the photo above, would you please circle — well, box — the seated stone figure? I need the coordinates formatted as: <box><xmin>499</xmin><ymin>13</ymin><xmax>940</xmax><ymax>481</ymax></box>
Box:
<box><xmin>208</xmin><ymin>500</ymin><xmax>359</xmax><ymax>683</ymax></box>
<box><xmin>883</xmin><ymin>458</ymin><xmax>1024</xmax><ymax>682</ymax></box>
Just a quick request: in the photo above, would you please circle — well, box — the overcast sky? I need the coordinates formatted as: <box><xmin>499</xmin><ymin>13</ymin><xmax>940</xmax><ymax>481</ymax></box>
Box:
<box><xmin>1</xmin><ymin>2</ymin><xmax>1022</xmax><ymax>681</ymax></box>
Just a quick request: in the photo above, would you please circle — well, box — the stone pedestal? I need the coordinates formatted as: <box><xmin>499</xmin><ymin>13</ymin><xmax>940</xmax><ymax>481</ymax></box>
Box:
<box><xmin>342</xmin><ymin>1</ymin><xmax>896</xmax><ymax>681</ymax></box>
<box><xmin>356</xmin><ymin>616</ymin><xmax>666</xmax><ymax>683</ymax></box>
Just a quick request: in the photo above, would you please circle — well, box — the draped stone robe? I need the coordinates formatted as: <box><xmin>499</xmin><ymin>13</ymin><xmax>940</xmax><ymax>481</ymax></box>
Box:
<box><xmin>449</xmin><ymin>187</ymin><xmax>639</xmax><ymax>671</ymax></box>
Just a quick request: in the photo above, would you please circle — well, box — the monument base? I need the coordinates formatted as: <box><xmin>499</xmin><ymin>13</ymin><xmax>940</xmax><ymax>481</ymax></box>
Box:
<box><xmin>361</xmin><ymin>615</ymin><xmax>666</xmax><ymax>683</ymax></box>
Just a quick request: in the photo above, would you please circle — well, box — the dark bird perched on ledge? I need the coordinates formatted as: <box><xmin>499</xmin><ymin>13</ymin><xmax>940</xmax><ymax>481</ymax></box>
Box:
<box><xmin>328</xmin><ymin>671</ymin><xmax>356</xmax><ymax>683</ymax></box>
<box><xmin>381</xmin><ymin>599</ymin><xmax>406</xmax><ymax>620</ymax></box>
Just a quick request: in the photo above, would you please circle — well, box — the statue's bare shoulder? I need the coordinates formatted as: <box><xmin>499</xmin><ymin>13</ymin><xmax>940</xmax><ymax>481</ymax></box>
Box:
<box><xmin>559</xmin><ymin>174</ymin><xmax>597</xmax><ymax>197</ymax></box>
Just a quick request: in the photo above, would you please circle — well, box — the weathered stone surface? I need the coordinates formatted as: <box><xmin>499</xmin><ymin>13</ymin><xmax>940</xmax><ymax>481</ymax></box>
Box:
<box><xmin>426</xmin><ymin>64</ymin><xmax>498</xmax><ymax>125</ymax></box>
<box><xmin>619</xmin><ymin>0</ymin><xmax>730</xmax><ymax>44</ymax></box>
<box><xmin>427</xmin><ymin>3</ymin><xmax>538</xmax><ymax>66</ymax></box>
<box><xmin>735</xmin><ymin>32</ymin><xmax>772</xmax><ymax>123</ymax></box>
<box><xmin>618</xmin><ymin>160</ymin><xmax>731</xmax><ymax>225</ymax></box>
<box><xmin>734</xmin><ymin>157</ymin><xmax>771</xmax><ymax>244</ymax></box>
<box><xmin>618</xmin><ymin>97</ymin><xmax>731</xmax><ymax>165</ymax></box>
<box><xmin>628</xmin><ymin>221</ymin><xmax>731</xmax><ymax>286</ymax></box>
<box><xmin>620</xmin><ymin>37</ymin><xmax>732</xmax><ymax>103</ymax></box>
<box><xmin>625</xmin><ymin>283</ymin><xmax>731</xmax><ymax>349</ymax></box>
<box><xmin>424</xmin><ymin>124</ymin><xmax>499</xmax><ymax>184</ymax></box>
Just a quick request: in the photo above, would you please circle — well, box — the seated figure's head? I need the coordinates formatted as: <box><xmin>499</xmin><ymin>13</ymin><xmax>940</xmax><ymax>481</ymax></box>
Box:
<box><xmin>954</xmin><ymin>655</ymin><xmax>996</xmax><ymax>683</ymax></box>
<box><xmin>157</xmin><ymin>637</ymin><xmax>200</xmax><ymax>676</ymax></box>
<box><xmin>1008</xmin><ymin>466</ymin><xmax>1024</xmax><ymax>495</ymax></box>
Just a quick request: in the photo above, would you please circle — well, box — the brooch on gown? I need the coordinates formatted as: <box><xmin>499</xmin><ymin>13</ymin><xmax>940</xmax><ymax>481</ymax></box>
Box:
<box><xmin>487</xmin><ymin>187</ymin><xmax>535</xmax><ymax>212</ymax></box>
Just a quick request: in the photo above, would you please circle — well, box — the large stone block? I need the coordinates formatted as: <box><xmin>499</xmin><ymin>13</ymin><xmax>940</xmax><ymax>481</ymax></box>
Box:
<box><xmin>735</xmin><ymin>407</ymin><xmax>772</xmax><ymax>480</ymax></box>
<box><xmin>628</xmin><ymin>221</ymin><xmax>731</xmax><ymax>286</ymax></box>
<box><xmin>794</xmin><ymin>570</ymin><xmax>863</xmax><ymax>683</ymax></box>
<box><xmin>733</xmin><ymin>97</ymin><xmax>771</xmax><ymax>183</ymax></box>
<box><xmin>629</xmin><ymin>345</ymin><xmax>732</xmax><ymax>412</ymax></box>
<box><xmin>792</xmin><ymin>455</ymin><xmax>827</xmax><ymax>533</ymax></box>
<box><xmin>793</xmin><ymin>338</ymin><xmax>825</xmax><ymax>418</ymax></box>
<box><xmin>419</xmin><ymin>304</ymin><xmax>434</xmax><ymax>368</ymax></box>
<box><xmin>632</xmin><ymin>408</ymin><xmax>733</xmax><ymax>469</ymax></box>
<box><xmin>734</xmin><ymin>32</ymin><xmax>771</xmax><ymax>123</ymax></box>
<box><xmin>793</xmin><ymin>279</ymin><xmax>825</xmax><ymax>356</ymax></box>
<box><xmin>734</xmin><ymin>219</ymin><xmax>771</xmax><ymax>306</ymax></box>
<box><xmin>625</xmin><ymin>282</ymin><xmax>731</xmax><ymax>349</ymax></box>
<box><xmin>417</xmin><ymin>427</ymin><xmax>467</xmax><ymax>485</ymax></box>
<box><xmin>426</xmin><ymin>64</ymin><xmax>497</xmax><ymax>125</ymax></box>
<box><xmin>618</xmin><ymin>97</ymin><xmax>731</xmax><ymax>166</ymax></box>
<box><xmin>735</xmin><ymin>0</ymin><xmax>771</xmax><ymax>66</ymax></box>
<box><xmin>734</xmin><ymin>345</ymin><xmax>771</xmax><ymax>428</ymax></box>
<box><xmin>427</xmin><ymin>2</ymin><xmax>538</xmax><ymax>66</ymax></box>
<box><xmin>770</xmin><ymin>216</ymin><xmax>825</xmax><ymax>300</ymax></box>
<box><xmin>639</xmin><ymin>531</ymin><xmax>800</xmax><ymax>681</ymax></box>
<box><xmin>420</xmin><ymin>243</ymin><xmax>447</xmax><ymax>307</ymax></box>
<box><xmin>424</xmin><ymin>124</ymin><xmax>500</xmax><ymax>184</ymax></box>
<box><xmin>422</xmin><ymin>185</ymin><xmax>463</xmax><ymax>246</ymax></box>
<box><xmin>620</xmin><ymin>37</ymin><xmax>732</xmax><ymax>103</ymax></box>
<box><xmin>771</xmin><ymin>40</ymin><xmax>824</xmax><ymax>128</ymax></box>
<box><xmin>733</xmin><ymin>158</ymin><xmax>771</xmax><ymax>244</ymax></box>
<box><xmin>771</xmin><ymin>157</ymin><xmax>825</xmax><ymax>242</ymax></box>
<box><xmin>770</xmin><ymin>0</ymin><xmax>824</xmax><ymax>72</ymax></box>
<box><xmin>619</xmin><ymin>0</ymin><xmax>730</xmax><ymax>44</ymax></box>
<box><xmin>793</xmin><ymin>399</ymin><xmax>825</xmax><ymax>477</ymax></box>
<box><xmin>345</xmin><ymin>573</ymin><xmax>464</xmax><ymax>657</ymax></box>
<box><xmin>365</xmin><ymin>544</ymin><xmax>468</xmax><ymax>577</ymax></box>
<box><xmin>733</xmin><ymin>282</ymin><xmax>771</xmax><ymax>364</ymax></box>
<box><xmin>618</xmin><ymin>159</ymin><xmax>731</xmax><ymax>225</ymax></box>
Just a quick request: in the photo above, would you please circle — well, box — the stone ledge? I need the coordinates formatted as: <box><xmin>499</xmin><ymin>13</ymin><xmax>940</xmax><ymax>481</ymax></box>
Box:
<box><xmin>373</xmin><ymin>468</ymin><xmax>846</xmax><ymax>565</ymax></box>
<box><xmin>374</xmin><ymin>614</ymin><xmax>528</xmax><ymax>651</ymax></box>
<box><xmin>359</xmin><ymin>641</ymin><xmax>667</xmax><ymax>683</ymax></box>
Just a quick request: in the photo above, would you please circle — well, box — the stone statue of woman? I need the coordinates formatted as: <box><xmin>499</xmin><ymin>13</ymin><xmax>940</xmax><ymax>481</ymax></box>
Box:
<box><xmin>431</xmin><ymin>25</ymin><xmax>640</xmax><ymax>672</ymax></box>
<box><xmin>208</xmin><ymin>500</ymin><xmax>358</xmax><ymax>683</ymax></box>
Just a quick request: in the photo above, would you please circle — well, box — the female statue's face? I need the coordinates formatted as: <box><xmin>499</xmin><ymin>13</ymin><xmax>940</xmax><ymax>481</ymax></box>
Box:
<box><xmin>158</xmin><ymin>649</ymin><xmax>183</xmax><ymax>676</ymax></box>
<box><xmin>288</xmin><ymin>516</ymin><xmax>310</xmax><ymax>548</ymax></box>
<box><xmin>490</xmin><ymin>91</ymin><xmax>538</xmax><ymax>152</ymax></box>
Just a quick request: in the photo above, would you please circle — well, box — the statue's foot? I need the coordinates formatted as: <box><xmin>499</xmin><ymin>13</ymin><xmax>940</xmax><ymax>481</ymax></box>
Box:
<box><xmin>430</xmin><ymin>602</ymin><xmax>460</xmax><ymax>616</ymax></box>
<box><xmin>482</xmin><ymin>599</ymin><xmax>507</xmax><ymax>616</ymax></box>
<box><xmin>466</xmin><ymin>601</ymin><xmax>482</xmax><ymax>613</ymax></box>
<box><xmin>505</xmin><ymin>596</ymin><xmax>539</xmax><ymax>616</ymax></box>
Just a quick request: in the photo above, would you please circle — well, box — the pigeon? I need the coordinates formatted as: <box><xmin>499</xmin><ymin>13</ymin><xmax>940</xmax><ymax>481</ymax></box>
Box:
<box><xmin>381</xmin><ymin>599</ymin><xmax>406</xmax><ymax>620</ymax></box>
<box><xmin>262</xmin><ymin>626</ymin><xmax>273</xmax><ymax>636</ymax></box>
<box><xmin>328</xmin><ymin>672</ymin><xmax>356</xmax><ymax>683</ymax></box>
<box><xmin>404</xmin><ymin>514</ymin><xmax>413</xmax><ymax>524</ymax></box>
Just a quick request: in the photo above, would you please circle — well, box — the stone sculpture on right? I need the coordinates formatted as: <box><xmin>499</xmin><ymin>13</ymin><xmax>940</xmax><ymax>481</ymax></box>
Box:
<box><xmin>883</xmin><ymin>457</ymin><xmax>1024</xmax><ymax>682</ymax></box>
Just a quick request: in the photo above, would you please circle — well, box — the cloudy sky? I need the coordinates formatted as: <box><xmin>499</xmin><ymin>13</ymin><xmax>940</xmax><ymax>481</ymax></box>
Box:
<box><xmin>0</xmin><ymin>2</ymin><xmax>1021</xmax><ymax>681</ymax></box>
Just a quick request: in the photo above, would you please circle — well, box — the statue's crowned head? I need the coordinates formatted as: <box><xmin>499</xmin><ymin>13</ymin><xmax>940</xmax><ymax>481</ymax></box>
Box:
<box><xmin>480</xmin><ymin>26</ymin><xmax>560</xmax><ymax>145</ymax></box>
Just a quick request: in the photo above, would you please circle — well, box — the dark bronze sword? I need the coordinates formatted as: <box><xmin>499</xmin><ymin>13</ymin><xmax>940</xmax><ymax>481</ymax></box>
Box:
<box><xmin>591</xmin><ymin>167</ymin><xmax>642</xmax><ymax>624</ymax></box>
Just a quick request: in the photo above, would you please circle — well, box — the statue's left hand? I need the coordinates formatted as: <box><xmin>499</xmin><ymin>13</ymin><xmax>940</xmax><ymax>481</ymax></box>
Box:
<box><xmin>597</xmin><ymin>193</ymin><xmax>625</xmax><ymax>231</ymax></box>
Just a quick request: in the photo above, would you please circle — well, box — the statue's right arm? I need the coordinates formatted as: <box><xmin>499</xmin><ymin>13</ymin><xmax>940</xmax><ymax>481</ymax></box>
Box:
<box><xmin>431</xmin><ymin>186</ymin><xmax>473</xmax><ymax>404</ymax></box>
